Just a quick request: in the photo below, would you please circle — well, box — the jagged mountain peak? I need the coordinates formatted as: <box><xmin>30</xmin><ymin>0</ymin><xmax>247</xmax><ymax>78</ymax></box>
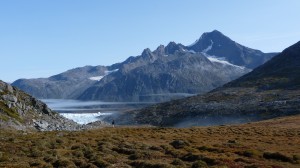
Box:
<box><xmin>141</xmin><ymin>48</ymin><xmax>153</xmax><ymax>57</ymax></box>
<box><xmin>153</xmin><ymin>45</ymin><xmax>165</xmax><ymax>56</ymax></box>
<box><xmin>165</xmin><ymin>42</ymin><xmax>184</xmax><ymax>54</ymax></box>
<box><xmin>188</xmin><ymin>30</ymin><xmax>227</xmax><ymax>48</ymax></box>
<box><xmin>187</xmin><ymin>30</ymin><xmax>277</xmax><ymax>69</ymax></box>
<box><xmin>201</xmin><ymin>29</ymin><xmax>226</xmax><ymax>39</ymax></box>
<box><xmin>188</xmin><ymin>30</ymin><xmax>233</xmax><ymax>51</ymax></box>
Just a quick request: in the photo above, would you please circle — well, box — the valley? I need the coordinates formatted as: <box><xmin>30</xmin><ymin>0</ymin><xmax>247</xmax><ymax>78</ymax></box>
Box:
<box><xmin>1</xmin><ymin>1</ymin><xmax>300</xmax><ymax>168</ymax></box>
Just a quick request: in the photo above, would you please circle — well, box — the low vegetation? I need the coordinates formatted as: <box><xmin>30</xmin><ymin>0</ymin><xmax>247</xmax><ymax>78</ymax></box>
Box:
<box><xmin>0</xmin><ymin>116</ymin><xmax>299</xmax><ymax>168</ymax></box>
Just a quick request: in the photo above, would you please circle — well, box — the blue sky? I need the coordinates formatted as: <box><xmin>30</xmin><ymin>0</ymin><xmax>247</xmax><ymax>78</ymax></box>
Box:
<box><xmin>1</xmin><ymin>0</ymin><xmax>300</xmax><ymax>82</ymax></box>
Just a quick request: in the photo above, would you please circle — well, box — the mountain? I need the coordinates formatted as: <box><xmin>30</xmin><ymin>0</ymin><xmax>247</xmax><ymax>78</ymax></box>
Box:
<box><xmin>187</xmin><ymin>30</ymin><xmax>277</xmax><ymax>69</ymax></box>
<box><xmin>0</xmin><ymin>80</ymin><xmax>80</xmax><ymax>131</ymax></box>
<box><xmin>12</xmin><ymin>30</ymin><xmax>277</xmax><ymax>102</ymax></box>
<box><xmin>78</xmin><ymin>43</ymin><xmax>250</xmax><ymax>102</ymax></box>
<box><xmin>12</xmin><ymin>65</ymin><xmax>110</xmax><ymax>99</ymax></box>
<box><xmin>111</xmin><ymin>41</ymin><xmax>300</xmax><ymax>126</ymax></box>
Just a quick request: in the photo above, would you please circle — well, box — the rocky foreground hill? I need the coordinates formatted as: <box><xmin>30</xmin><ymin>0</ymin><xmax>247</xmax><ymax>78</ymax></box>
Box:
<box><xmin>0</xmin><ymin>80</ymin><xmax>80</xmax><ymax>131</ymax></box>
<box><xmin>12</xmin><ymin>30</ymin><xmax>277</xmax><ymax>102</ymax></box>
<box><xmin>112</xmin><ymin>41</ymin><xmax>300</xmax><ymax>126</ymax></box>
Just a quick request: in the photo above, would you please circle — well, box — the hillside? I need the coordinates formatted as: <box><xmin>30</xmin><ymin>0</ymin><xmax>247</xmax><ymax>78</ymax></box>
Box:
<box><xmin>0</xmin><ymin>80</ymin><xmax>80</xmax><ymax>131</ymax></box>
<box><xmin>0</xmin><ymin>115</ymin><xmax>299</xmax><ymax>167</ymax></box>
<box><xmin>112</xmin><ymin>41</ymin><xmax>300</xmax><ymax>126</ymax></box>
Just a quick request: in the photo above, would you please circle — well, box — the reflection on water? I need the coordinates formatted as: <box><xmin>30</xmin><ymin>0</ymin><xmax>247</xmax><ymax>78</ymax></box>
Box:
<box><xmin>41</xmin><ymin>99</ymin><xmax>154</xmax><ymax>124</ymax></box>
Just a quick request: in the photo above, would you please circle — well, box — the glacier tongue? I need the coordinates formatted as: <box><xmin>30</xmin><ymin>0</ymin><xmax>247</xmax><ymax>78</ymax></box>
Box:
<box><xmin>60</xmin><ymin>112</ymin><xmax>112</xmax><ymax>125</ymax></box>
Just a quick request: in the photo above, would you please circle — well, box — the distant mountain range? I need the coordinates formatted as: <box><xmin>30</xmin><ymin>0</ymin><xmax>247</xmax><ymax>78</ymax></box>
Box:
<box><xmin>112</xmin><ymin>41</ymin><xmax>300</xmax><ymax>126</ymax></box>
<box><xmin>12</xmin><ymin>30</ymin><xmax>277</xmax><ymax>102</ymax></box>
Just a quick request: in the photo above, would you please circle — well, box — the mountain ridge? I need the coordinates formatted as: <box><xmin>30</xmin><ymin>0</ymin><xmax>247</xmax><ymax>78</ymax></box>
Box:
<box><xmin>110</xmin><ymin>41</ymin><xmax>300</xmax><ymax>126</ymax></box>
<box><xmin>12</xmin><ymin>30</ymin><xmax>277</xmax><ymax>102</ymax></box>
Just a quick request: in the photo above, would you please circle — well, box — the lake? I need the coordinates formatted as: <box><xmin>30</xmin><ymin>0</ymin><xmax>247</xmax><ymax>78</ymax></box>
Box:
<box><xmin>42</xmin><ymin>99</ymin><xmax>154</xmax><ymax>124</ymax></box>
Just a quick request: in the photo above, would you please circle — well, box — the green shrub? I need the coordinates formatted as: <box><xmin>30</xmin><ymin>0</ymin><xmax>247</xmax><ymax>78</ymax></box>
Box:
<box><xmin>236</xmin><ymin>149</ymin><xmax>261</xmax><ymax>158</ymax></box>
<box><xmin>112</xmin><ymin>147</ymin><xmax>135</xmax><ymax>155</ymax></box>
<box><xmin>0</xmin><ymin>152</ymin><xmax>10</xmax><ymax>162</ymax></box>
<box><xmin>170</xmin><ymin>139</ymin><xmax>189</xmax><ymax>149</ymax></box>
<box><xmin>72</xmin><ymin>158</ymin><xmax>88</xmax><ymax>167</ymax></box>
<box><xmin>129</xmin><ymin>150</ymin><xmax>162</xmax><ymax>160</ymax></box>
<box><xmin>52</xmin><ymin>158</ymin><xmax>75</xmax><ymax>168</ymax></box>
<box><xmin>192</xmin><ymin>160</ymin><xmax>208</xmax><ymax>168</ymax></box>
<box><xmin>83</xmin><ymin>146</ymin><xmax>96</xmax><ymax>160</ymax></box>
<box><xmin>71</xmin><ymin>144</ymin><xmax>82</xmax><ymax>150</ymax></box>
<box><xmin>72</xmin><ymin>150</ymin><xmax>84</xmax><ymax>158</ymax></box>
<box><xmin>94</xmin><ymin>157</ymin><xmax>109</xmax><ymax>168</ymax></box>
<box><xmin>29</xmin><ymin>147</ymin><xmax>42</xmax><ymax>157</ymax></box>
<box><xmin>198</xmin><ymin>146</ymin><xmax>224</xmax><ymax>153</ymax></box>
<box><xmin>130</xmin><ymin>161</ymin><xmax>172</xmax><ymax>168</ymax></box>
<box><xmin>171</xmin><ymin>158</ymin><xmax>185</xmax><ymax>166</ymax></box>
<box><xmin>263</xmin><ymin>152</ymin><xmax>293</xmax><ymax>163</ymax></box>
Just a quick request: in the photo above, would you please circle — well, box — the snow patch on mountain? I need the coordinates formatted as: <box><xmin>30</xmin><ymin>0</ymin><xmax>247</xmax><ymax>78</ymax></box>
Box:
<box><xmin>89</xmin><ymin>69</ymin><xmax>119</xmax><ymax>81</ymax></box>
<box><xmin>202</xmin><ymin>40</ymin><xmax>214</xmax><ymax>53</ymax></box>
<box><xmin>105</xmin><ymin>69</ymin><xmax>119</xmax><ymax>75</ymax></box>
<box><xmin>89</xmin><ymin>76</ymin><xmax>104</xmax><ymax>81</ymax></box>
<box><xmin>207</xmin><ymin>56</ymin><xmax>246</xmax><ymax>69</ymax></box>
<box><xmin>188</xmin><ymin>50</ymin><xmax>196</xmax><ymax>54</ymax></box>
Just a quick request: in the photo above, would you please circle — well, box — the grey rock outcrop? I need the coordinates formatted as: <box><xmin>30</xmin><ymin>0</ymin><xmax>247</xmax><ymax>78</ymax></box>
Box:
<box><xmin>0</xmin><ymin>80</ymin><xmax>80</xmax><ymax>131</ymax></box>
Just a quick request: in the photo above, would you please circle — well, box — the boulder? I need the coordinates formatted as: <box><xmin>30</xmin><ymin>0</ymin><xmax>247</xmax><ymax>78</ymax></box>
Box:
<box><xmin>2</xmin><ymin>95</ymin><xmax>18</xmax><ymax>103</ymax></box>
<box><xmin>7</xmin><ymin>85</ymin><xmax>14</xmax><ymax>93</ymax></box>
<box><xmin>33</xmin><ymin>120</ymin><xmax>49</xmax><ymax>131</ymax></box>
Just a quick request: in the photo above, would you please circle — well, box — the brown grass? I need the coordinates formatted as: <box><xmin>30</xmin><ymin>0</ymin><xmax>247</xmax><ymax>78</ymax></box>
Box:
<box><xmin>0</xmin><ymin>115</ymin><xmax>299</xmax><ymax>168</ymax></box>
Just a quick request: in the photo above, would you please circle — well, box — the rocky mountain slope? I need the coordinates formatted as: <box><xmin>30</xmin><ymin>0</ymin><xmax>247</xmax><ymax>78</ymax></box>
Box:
<box><xmin>12</xmin><ymin>65</ymin><xmax>110</xmax><ymax>99</ymax></box>
<box><xmin>0</xmin><ymin>80</ymin><xmax>80</xmax><ymax>131</ymax></box>
<box><xmin>78</xmin><ymin>45</ymin><xmax>250</xmax><ymax>102</ymax></box>
<box><xmin>12</xmin><ymin>30</ymin><xmax>277</xmax><ymax>102</ymax></box>
<box><xmin>112</xmin><ymin>41</ymin><xmax>300</xmax><ymax>126</ymax></box>
<box><xmin>187</xmin><ymin>30</ymin><xmax>277</xmax><ymax>69</ymax></box>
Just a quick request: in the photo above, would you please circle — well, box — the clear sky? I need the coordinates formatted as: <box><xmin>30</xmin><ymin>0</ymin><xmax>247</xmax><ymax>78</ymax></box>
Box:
<box><xmin>1</xmin><ymin>0</ymin><xmax>300</xmax><ymax>82</ymax></box>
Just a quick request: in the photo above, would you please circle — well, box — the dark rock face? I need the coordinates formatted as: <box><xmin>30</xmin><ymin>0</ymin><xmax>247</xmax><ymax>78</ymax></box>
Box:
<box><xmin>225</xmin><ymin>41</ymin><xmax>300</xmax><ymax>89</ymax></box>
<box><xmin>0</xmin><ymin>80</ymin><xmax>80</xmax><ymax>131</ymax></box>
<box><xmin>112</xmin><ymin>41</ymin><xmax>300</xmax><ymax>126</ymax></box>
<box><xmin>12</xmin><ymin>30</ymin><xmax>276</xmax><ymax>102</ymax></box>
